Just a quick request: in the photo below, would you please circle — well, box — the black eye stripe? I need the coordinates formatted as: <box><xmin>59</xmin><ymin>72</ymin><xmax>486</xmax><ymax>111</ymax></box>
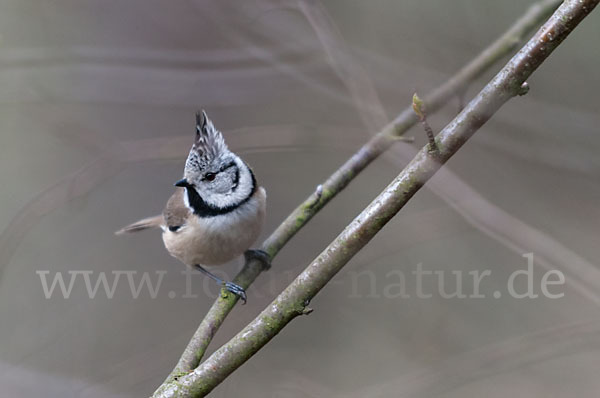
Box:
<box><xmin>219</xmin><ymin>161</ymin><xmax>236</xmax><ymax>173</ymax></box>
<box><xmin>202</xmin><ymin>161</ymin><xmax>237</xmax><ymax>181</ymax></box>
<box><xmin>185</xmin><ymin>167</ymin><xmax>256</xmax><ymax>218</ymax></box>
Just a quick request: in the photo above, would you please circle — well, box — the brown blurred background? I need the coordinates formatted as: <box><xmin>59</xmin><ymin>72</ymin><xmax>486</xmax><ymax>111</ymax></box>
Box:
<box><xmin>1</xmin><ymin>1</ymin><xmax>599</xmax><ymax>397</ymax></box>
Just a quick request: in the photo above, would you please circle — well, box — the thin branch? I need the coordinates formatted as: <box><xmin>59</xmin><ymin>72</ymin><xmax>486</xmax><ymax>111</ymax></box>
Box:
<box><xmin>412</xmin><ymin>92</ymin><xmax>439</xmax><ymax>155</ymax></box>
<box><xmin>157</xmin><ymin>0</ymin><xmax>564</xmax><ymax>384</ymax></box>
<box><xmin>299</xmin><ymin>0</ymin><xmax>600</xmax><ymax>306</ymax></box>
<box><xmin>154</xmin><ymin>0</ymin><xmax>599</xmax><ymax>395</ymax></box>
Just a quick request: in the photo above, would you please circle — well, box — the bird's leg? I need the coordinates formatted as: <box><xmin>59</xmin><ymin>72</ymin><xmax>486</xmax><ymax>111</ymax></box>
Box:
<box><xmin>194</xmin><ymin>264</ymin><xmax>247</xmax><ymax>304</ymax></box>
<box><xmin>244</xmin><ymin>249</ymin><xmax>271</xmax><ymax>271</ymax></box>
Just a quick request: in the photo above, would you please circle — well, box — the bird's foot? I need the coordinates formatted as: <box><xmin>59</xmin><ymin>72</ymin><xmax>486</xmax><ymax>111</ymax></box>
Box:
<box><xmin>223</xmin><ymin>281</ymin><xmax>247</xmax><ymax>304</ymax></box>
<box><xmin>244</xmin><ymin>249</ymin><xmax>271</xmax><ymax>271</ymax></box>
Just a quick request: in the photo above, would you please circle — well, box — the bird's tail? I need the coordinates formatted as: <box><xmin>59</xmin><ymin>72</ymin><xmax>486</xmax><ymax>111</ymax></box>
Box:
<box><xmin>115</xmin><ymin>215</ymin><xmax>163</xmax><ymax>235</ymax></box>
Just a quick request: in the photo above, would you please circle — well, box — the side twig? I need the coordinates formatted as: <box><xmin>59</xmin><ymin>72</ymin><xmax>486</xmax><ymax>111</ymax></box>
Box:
<box><xmin>155</xmin><ymin>0</ymin><xmax>598</xmax><ymax>396</ymax></box>
<box><xmin>157</xmin><ymin>0</ymin><xmax>564</xmax><ymax>385</ymax></box>
<box><xmin>412</xmin><ymin>93</ymin><xmax>440</xmax><ymax>155</ymax></box>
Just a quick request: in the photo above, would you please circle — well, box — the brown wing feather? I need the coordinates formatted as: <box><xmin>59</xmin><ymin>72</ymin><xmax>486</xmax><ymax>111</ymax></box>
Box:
<box><xmin>115</xmin><ymin>215</ymin><xmax>163</xmax><ymax>235</ymax></box>
<box><xmin>163</xmin><ymin>188</ymin><xmax>190</xmax><ymax>232</ymax></box>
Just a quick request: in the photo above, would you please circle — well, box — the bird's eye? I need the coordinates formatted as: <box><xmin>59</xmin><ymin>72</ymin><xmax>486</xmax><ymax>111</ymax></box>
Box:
<box><xmin>204</xmin><ymin>172</ymin><xmax>216</xmax><ymax>181</ymax></box>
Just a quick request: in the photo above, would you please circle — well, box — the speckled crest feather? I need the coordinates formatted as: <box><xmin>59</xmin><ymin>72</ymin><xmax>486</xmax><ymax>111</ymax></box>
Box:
<box><xmin>184</xmin><ymin>110</ymin><xmax>229</xmax><ymax>174</ymax></box>
<box><xmin>195</xmin><ymin>110</ymin><xmax>228</xmax><ymax>159</ymax></box>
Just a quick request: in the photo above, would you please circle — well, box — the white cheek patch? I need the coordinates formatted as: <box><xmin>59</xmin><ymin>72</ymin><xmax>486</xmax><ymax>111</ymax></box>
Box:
<box><xmin>183</xmin><ymin>188</ymin><xmax>193</xmax><ymax>211</ymax></box>
<box><xmin>183</xmin><ymin>155</ymin><xmax>255</xmax><ymax>215</ymax></box>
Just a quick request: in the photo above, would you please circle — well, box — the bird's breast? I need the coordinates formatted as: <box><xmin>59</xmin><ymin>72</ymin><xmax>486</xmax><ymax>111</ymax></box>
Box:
<box><xmin>162</xmin><ymin>187</ymin><xmax>266</xmax><ymax>266</ymax></box>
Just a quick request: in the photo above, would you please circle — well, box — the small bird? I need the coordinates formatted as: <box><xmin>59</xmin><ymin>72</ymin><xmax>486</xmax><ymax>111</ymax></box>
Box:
<box><xmin>116</xmin><ymin>110</ymin><xmax>268</xmax><ymax>302</ymax></box>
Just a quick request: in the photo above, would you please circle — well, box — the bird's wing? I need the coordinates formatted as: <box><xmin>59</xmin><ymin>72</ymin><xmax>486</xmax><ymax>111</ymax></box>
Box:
<box><xmin>115</xmin><ymin>214</ymin><xmax>163</xmax><ymax>235</ymax></box>
<box><xmin>163</xmin><ymin>188</ymin><xmax>190</xmax><ymax>232</ymax></box>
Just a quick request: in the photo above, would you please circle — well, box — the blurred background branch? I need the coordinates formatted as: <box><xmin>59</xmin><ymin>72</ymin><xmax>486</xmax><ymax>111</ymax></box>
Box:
<box><xmin>2</xmin><ymin>1</ymin><xmax>599</xmax><ymax>396</ymax></box>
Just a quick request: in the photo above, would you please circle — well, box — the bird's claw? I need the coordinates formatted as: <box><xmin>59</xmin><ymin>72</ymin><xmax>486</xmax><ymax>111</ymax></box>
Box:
<box><xmin>224</xmin><ymin>281</ymin><xmax>247</xmax><ymax>304</ymax></box>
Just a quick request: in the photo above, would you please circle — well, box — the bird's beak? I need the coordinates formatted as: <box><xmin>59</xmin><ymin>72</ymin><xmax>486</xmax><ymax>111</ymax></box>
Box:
<box><xmin>174</xmin><ymin>178</ymin><xmax>190</xmax><ymax>187</ymax></box>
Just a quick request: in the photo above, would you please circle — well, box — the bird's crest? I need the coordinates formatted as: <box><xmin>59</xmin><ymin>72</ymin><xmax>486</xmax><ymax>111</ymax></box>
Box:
<box><xmin>193</xmin><ymin>110</ymin><xmax>228</xmax><ymax>162</ymax></box>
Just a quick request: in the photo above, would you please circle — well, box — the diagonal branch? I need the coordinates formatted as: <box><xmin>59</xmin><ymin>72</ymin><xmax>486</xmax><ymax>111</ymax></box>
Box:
<box><xmin>158</xmin><ymin>0</ymin><xmax>563</xmax><ymax>384</ymax></box>
<box><xmin>154</xmin><ymin>0</ymin><xmax>598</xmax><ymax>396</ymax></box>
<box><xmin>298</xmin><ymin>0</ymin><xmax>600</xmax><ymax>308</ymax></box>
